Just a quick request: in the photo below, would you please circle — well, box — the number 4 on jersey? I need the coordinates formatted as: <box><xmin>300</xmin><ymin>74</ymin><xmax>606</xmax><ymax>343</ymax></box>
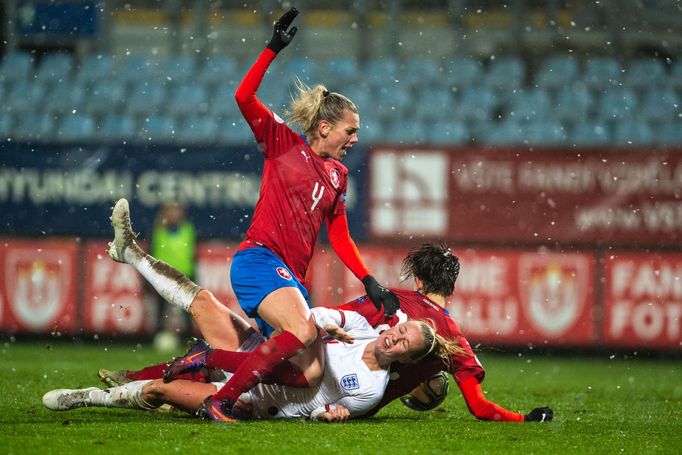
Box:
<box><xmin>311</xmin><ymin>182</ymin><xmax>325</xmax><ymax>211</ymax></box>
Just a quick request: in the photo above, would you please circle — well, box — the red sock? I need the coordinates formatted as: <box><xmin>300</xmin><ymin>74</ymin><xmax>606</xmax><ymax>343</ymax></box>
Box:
<box><xmin>207</xmin><ymin>349</ymin><xmax>309</xmax><ymax>388</ymax></box>
<box><xmin>126</xmin><ymin>362</ymin><xmax>210</xmax><ymax>382</ymax></box>
<box><xmin>212</xmin><ymin>331</ymin><xmax>306</xmax><ymax>402</ymax></box>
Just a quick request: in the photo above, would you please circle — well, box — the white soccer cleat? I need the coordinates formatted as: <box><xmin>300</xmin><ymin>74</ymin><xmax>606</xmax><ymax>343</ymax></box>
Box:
<box><xmin>107</xmin><ymin>198</ymin><xmax>138</xmax><ymax>263</ymax></box>
<box><xmin>42</xmin><ymin>387</ymin><xmax>100</xmax><ymax>411</ymax></box>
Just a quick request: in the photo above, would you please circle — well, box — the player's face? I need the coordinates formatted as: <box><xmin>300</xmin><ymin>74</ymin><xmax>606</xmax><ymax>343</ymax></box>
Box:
<box><xmin>375</xmin><ymin>321</ymin><xmax>425</xmax><ymax>364</ymax></box>
<box><xmin>323</xmin><ymin>109</ymin><xmax>359</xmax><ymax>161</ymax></box>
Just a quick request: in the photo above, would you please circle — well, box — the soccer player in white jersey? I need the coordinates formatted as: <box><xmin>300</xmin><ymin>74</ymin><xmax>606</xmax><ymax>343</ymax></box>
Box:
<box><xmin>43</xmin><ymin>307</ymin><xmax>459</xmax><ymax>423</ymax></box>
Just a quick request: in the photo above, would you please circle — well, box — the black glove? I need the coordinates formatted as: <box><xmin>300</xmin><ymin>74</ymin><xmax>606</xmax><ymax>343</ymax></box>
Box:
<box><xmin>267</xmin><ymin>7</ymin><xmax>299</xmax><ymax>54</ymax></box>
<box><xmin>524</xmin><ymin>407</ymin><xmax>553</xmax><ymax>422</ymax></box>
<box><xmin>362</xmin><ymin>275</ymin><xmax>400</xmax><ymax>317</ymax></box>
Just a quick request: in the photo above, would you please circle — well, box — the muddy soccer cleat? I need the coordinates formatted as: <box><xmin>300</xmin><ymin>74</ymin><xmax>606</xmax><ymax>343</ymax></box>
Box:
<box><xmin>42</xmin><ymin>387</ymin><xmax>100</xmax><ymax>411</ymax></box>
<box><xmin>107</xmin><ymin>198</ymin><xmax>138</xmax><ymax>263</ymax></box>
<box><xmin>196</xmin><ymin>397</ymin><xmax>237</xmax><ymax>423</ymax></box>
<box><xmin>98</xmin><ymin>368</ymin><xmax>132</xmax><ymax>388</ymax></box>
<box><xmin>163</xmin><ymin>338</ymin><xmax>211</xmax><ymax>383</ymax></box>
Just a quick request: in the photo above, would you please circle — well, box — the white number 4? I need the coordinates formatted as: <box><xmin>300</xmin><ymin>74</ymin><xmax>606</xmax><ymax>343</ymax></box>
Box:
<box><xmin>311</xmin><ymin>182</ymin><xmax>325</xmax><ymax>211</ymax></box>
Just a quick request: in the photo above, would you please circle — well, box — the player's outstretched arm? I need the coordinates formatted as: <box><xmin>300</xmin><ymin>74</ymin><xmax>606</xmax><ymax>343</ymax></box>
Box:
<box><xmin>318</xmin><ymin>404</ymin><xmax>351</xmax><ymax>423</ymax></box>
<box><xmin>457</xmin><ymin>376</ymin><xmax>527</xmax><ymax>422</ymax></box>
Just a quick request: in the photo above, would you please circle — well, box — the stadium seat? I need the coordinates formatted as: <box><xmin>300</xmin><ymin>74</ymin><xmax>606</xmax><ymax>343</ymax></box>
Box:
<box><xmin>140</xmin><ymin>115</ymin><xmax>175</xmax><ymax>142</ymax></box>
<box><xmin>178</xmin><ymin>115</ymin><xmax>219</xmax><ymax>143</ymax></box>
<box><xmin>119</xmin><ymin>54</ymin><xmax>158</xmax><ymax>86</ymax></box>
<box><xmin>506</xmin><ymin>88</ymin><xmax>551</xmax><ymax>123</ymax></box>
<box><xmin>161</xmin><ymin>55</ymin><xmax>197</xmax><ymax>87</ymax></box>
<box><xmin>625</xmin><ymin>58</ymin><xmax>668</xmax><ymax>91</ymax></box>
<box><xmin>414</xmin><ymin>87</ymin><xmax>456</xmax><ymax>123</ymax></box>
<box><xmin>197</xmin><ymin>56</ymin><xmax>239</xmax><ymax>88</ymax></box>
<box><xmin>404</xmin><ymin>57</ymin><xmax>442</xmax><ymax>88</ymax></box>
<box><xmin>209</xmin><ymin>84</ymin><xmax>240</xmax><ymax>118</ymax></box>
<box><xmin>216</xmin><ymin>116</ymin><xmax>255</xmax><ymax>144</ymax></box>
<box><xmin>76</xmin><ymin>54</ymin><xmax>115</xmax><ymax>87</ymax></box>
<box><xmin>657</xmin><ymin>120</ymin><xmax>682</xmax><ymax>145</ymax></box>
<box><xmin>536</xmin><ymin>56</ymin><xmax>579</xmax><ymax>90</ymax></box>
<box><xmin>13</xmin><ymin>113</ymin><xmax>55</xmax><ymax>141</ymax></box>
<box><xmin>484</xmin><ymin>56</ymin><xmax>525</xmax><ymax>92</ymax></box>
<box><xmin>99</xmin><ymin>114</ymin><xmax>137</xmax><ymax>141</ymax></box>
<box><xmin>571</xmin><ymin>121</ymin><xmax>611</xmax><ymax>146</ymax></box>
<box><xmin>85</xmin><ymin>79</ymin><xmax>127</xmax><ymax>117</ymax></box>
<box><xmin>337</xmin><ymin>87</ymin><xmax>374</xmax><ymax>118</ymax></box>
<box><xmin>612</xmin><ymin>120</ymin><xmax>655</xmax><ymax>145</ymax></box>
<box><xmin>285</xmin><ymin>57</ymin><xmax>319</xmax><ymax>85</ymax></box>
<box><xmin>3</xmin><ymin>80</ymin><xmax>46</xmax><ymax>116</ymax></box>
<box><xmin>385</xmin><ymin>118</ymin><xmax>429</xmax><ymax>144</ymax></box>
<box><xmin>582</xmin><ymin>57</ymin><xmax>623</xmax><ymax>91</ymax></box>
<box><xmin>525</xmin><ymin>120</ymin><xmax>568</xmax><ymax>146</ymax></box>
<box><xmin>553</xmin><ymin>84</ymin><xmax>594</xmax><ymax>125</ymax></box>
<box><xmin>364</xmin><ymin>57</ymin><xmax>399</xmax><ymax>90</ymax></box>
<box><xmin>670</xmin><ymin>59</ymin><xmax>682</xmax><ymax>90</ymax></box>
<box><xmin>35</xmin><ymin>53</ymin><xmax>74</xmax><ymax>85</ymax></box>
<box><xmin>595</xmin><ymin>87</ymin><xmax>638</xmax><ymax>122</ymax></box>
<box><xmin>44</xmin><ymin>81</ymin><xmax>86</xmax><ymax>116</ymax></box>
<box><xmin>166</xmin><ymin>85</ymin><xmax>209</xmax><ymax>119</ymax></box>
<box><xmin>56</xmin><ymin>115</ymin><xmax>96</xmax><ymax>142</ymax></box>
<box><xmin>0</xmin><ymin>114</ymin><xmax>12</xmax><ymax>139</ymax></box>
<box><xmin>445</xmin><ymin>57</ymin><xmax>483</xmax><ymax>89</ymax></box>
<box><xmin>0</xmin><ymin>51</ymin><xmax>35</xmax><ymax>86</ymax></box>
<box><xmin>484</xmin><ymin>120</ymin><xmax>524</xmax><ymax>145</ymax></box>
<box><xmin>374</xmin><ymin>86</ymin><xmax>412</xmax><ymax>122</ymax></box>
<box><xmin>357</xmin><ymin>116</ymin><xmax>385</xmax><ymax>144</ymax></box>
<box><xmin>639</xmin><ymin>88</ymin><xmax>680</xmax><ymax>123</ymax></box>
<box><xmin>428</xmin><ymin>119</ymin><xmax>469</xmax><ymax>144</ymax></box>
<box><xmin>126</xmin><ymin>82</ymin><xmax>167</xmax><ymax>117</ymax></box>
<box><xmin>323</xmin><ymin>57</ymin><xmax>360</xmax><ymax>86</ymax></box>
<box><xmin>458</xmin><ymin>88</ymin><xmax>497</xmax><ymax>123</ymax></box>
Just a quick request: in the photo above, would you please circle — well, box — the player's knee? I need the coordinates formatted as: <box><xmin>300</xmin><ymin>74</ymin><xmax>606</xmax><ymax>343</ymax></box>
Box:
<box><xmin>290</xmin><ymin>319</ymin><xmax>318</xmax><ymax>348</ymax></box>
<box><xmin>141</xmin><ymin>380</ymin><xmax>167</xmax><ymax>403</ymax></box>
<box><xmin>189</xmin><ymin>289</ymin><xmax>218</xmax><ymax>314</ymax></box>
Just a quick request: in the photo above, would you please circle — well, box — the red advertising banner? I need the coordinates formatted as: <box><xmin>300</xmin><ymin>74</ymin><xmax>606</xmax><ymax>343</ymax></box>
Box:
<box><xmin>369</xmin><ymin>147</ymin><xmax>682</xmax><ymax>246</ymax></box>
<box><xmin>604</xmin><ymin>252</ymin><xmax>682</xmax><ymax>349</ymax></box>
<box><xmin>83</xmin><ymin>241</ymin><xmax>154</xmax><ymax>336</ymax></box>
<box><xmin>0</xmin><ymin>239</ymin><xmax>78</xmax><ymax>334</ymax></box>
<box><xmin>194</xmin><ymin>242</ymin><xmax>257</xmax><ymax>329</ymax></box>
<box><xmin>448</xmin><ymin>250</ymin><xmax>596</xmax><ymax>347</ymax></box>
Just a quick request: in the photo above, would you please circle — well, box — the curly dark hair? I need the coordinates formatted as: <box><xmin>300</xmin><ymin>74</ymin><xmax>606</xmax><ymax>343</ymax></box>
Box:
<box><xmin>401</xmin><ymin>243</ymin><xmax>460</xmax><ymax>297</ymax></box>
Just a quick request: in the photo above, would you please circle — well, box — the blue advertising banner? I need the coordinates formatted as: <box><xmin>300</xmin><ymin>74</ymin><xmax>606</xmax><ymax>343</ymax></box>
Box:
<box><xmin>0</xmin><ymin>142</ymin><xmax>369</xmax><ymax>241</ymax></box>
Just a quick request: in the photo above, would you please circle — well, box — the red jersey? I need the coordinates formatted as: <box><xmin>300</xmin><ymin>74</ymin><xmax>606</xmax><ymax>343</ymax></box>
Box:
<box><xmin>336</xmin><ymin>289</ymin><xmax>485</xmax><ymax>418</ymax></box>
<box><xmin>235</xmin><ymin>49</ymin><xmax>348</xmax><ymax>283</ymax></box>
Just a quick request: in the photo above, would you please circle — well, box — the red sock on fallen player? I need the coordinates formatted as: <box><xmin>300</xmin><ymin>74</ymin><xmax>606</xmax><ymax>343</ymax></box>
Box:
<box><xmin>211</xmin><ymin>331</ymin><xmax>306</xmax><ymax>402</ymax></box>
<box><xmin>126</xmin><ymin>361</ymin><xmax>209</xmax><ymax>382</ymax></box>
<box><xmin>207</xmin><ymin>349</ymin><xmax>309</xmax><ymax>388</ymax></box>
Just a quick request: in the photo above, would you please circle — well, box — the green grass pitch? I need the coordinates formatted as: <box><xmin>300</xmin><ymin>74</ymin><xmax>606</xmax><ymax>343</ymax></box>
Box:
<box><xmin>2</xmin><ymin>341</ymin><xmax>680</xmax><ymax>454</ymax></box>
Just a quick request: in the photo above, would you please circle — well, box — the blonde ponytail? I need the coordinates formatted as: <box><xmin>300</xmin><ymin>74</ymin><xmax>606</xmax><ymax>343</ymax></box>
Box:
<box><xmin>285</xmin><ymin>78</ymin><xmax>358</xmax><ymax>136</ymax></box>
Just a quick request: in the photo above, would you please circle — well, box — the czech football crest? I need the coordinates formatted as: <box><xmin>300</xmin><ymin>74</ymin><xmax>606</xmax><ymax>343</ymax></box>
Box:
<box><xmin>329</xmin><ymin>168</ymin><xmax>341</xmax><ymax>189</ymax></box>
<box><xmin>276</xmin><ymin>267</ymin><xmax>292</xmax><ymax>280</ymax></box>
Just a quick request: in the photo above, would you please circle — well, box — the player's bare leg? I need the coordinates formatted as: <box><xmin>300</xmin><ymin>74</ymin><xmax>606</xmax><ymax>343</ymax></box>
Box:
<box><xmin>142</xmin><ymin>379</ymin><xmax>217</xmax><ymax>415</ymax></box>
<box><xmin>107</xmin><ymin>198</ymin><xmax>259</xmax><ymax>349</ymax></box>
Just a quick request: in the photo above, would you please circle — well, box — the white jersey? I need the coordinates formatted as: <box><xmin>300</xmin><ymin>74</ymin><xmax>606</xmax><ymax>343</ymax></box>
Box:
<box><xmin>236</xmin><ymin>307</ymin><xmax>389</xmax><ymax>420</ymax></box>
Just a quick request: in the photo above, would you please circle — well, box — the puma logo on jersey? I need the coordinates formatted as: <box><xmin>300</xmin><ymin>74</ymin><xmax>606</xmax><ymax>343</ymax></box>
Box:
<box><xmin>301</xmin><ymin>151</ymin><xmax>310</xmax><ymax>162</ymax></box>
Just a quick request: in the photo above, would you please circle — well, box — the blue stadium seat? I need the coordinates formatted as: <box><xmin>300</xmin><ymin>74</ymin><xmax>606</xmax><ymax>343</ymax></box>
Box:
<box><xmin>658</xmin><ymin>121</ymin><xmax>682</xmax><ymax>145</ymax></box>
<box><xmin>572</xmin><ymin>121</ymin><xmax>611</xmax><ymax>146</ymax></box>
<box><xmin>119</xmin><ymin>54</ymin><xmax>158</xmax><ymax>86</ymax></box>
<box><xmin>44</xmin><ymin>82</ymin><xmax>86</xmax><ymax>116</ymax></box>
<box><xmin>0</xmin><ymin>114</ymin><xmax>12</xmax><ymax>139</ymax></box>
<box><xmin>458</xmin><ymin>88</ymin><xmax>497</xmax><ymax>122</ymax></box>
<box><xmin>4</xmin><ymin>80</ymin><xmax>46</xmax><ymax>116</ymax></box>
<box><xmin>625</xmin><ymin>58</ymin><xmax>667</xmax><ymax>91</ymax></box>
<box><xmin>445</xmin><ymin>57</ymin><xmax>483</xmax><ymax>89</ymax></box>
<box><xmin>365</xmin><ymin>57</ymin><xmax>399</xmax><ymax>90</ymax></box>
<box><xmin>525</xmin><ymin>120</ymin><xmax>568</xmax><ymax>146</ymax></box>
<box><xmin>373</xmin><ymin>86</ymin><xmax>412</xmax><ymax>122</ymax></box>
<box><xmin>216</xmin><ymin>115</ymin><xmax>255</xmax><ymax>144</ymax></box>
<box><xmin>197</xmin><ymin>56</ymin><xmax>239</xmax><ymax>88</ymax></box>
<box><xmin>167</xmin><ymin>85</ymin><xmax>209</xmax><ymax>118</ymax></box>
<box><xmin>0</xmin><ymin>51</ymin><xmax>34</xmax><ymax>86</ymax></box>
<box><xmin>13</xmin><ymin>113</ymin><xmax>55</xmax><ymax>141</ymax></box>
<box><xmin>126</xmin><ymin>82</ymin><xmax>167</xmax><ymax>117</ymax></box>
<box><xmin>404</xmin><ymin>57</ymin><xmax>442</xmax><ymax>88</ymax></box>
<box><xmin>99</xmin><ymin>114</ymin><xmax>137</xmax><ymax>141</ymax></box>
<box><xmin>338</xmin><ymin>87</ymin><xmax>374</xmax><ymax>117</ymax></box>
<box><xmin>596</xmin><ymin>87</ymin><xmax>638</xmax><ymax>122</ymax></box>
<box><xmin>140</xmin><ymin>115</ymin><xmax>175</xmax><ymax>142</ymax></box>
<box><xmin>536</xmin><ymin>56</ymin><xmax>579</xmax><ymax>90</ymax></box>
<box><xmin>506</xmin><ymin>88</ymin><xmax>551</xmax><ymax>123</ymax></box>
<box><xmin>324</xmin><ymin>57</ymin><xmax>360</xmax><ymax>86</ymax></box>
<box><xmin>612</xmin><ymin>120</ymin><xmax>655</xmax><ymax>145</ymax></box>
<box><xmin>385</xmin><ymin>118</ymin><xmax>429</xmax><ymax>144</ymax></box>
<box><xmin>484</xmin><ymin>120</ymin><xmax>524</xmax><ymax>145</ymax></box>
<box><xmin>357</xmin><ymin>116</ymin><xmax>385</xmax><ymax>144</ymax></box>
<box><xmin>583</xmin><ymin>57</ymin><xmax>623</xmax><ymax>91</ymax></box>
<box><xmin>670</xmin><ymin>60</ymin><xmax>682</xmax><ymax>90</ymax></box>
<box><xmin>76</xmin><ymin>54</ymin><xmax>115</xmax><ymax>87</ymax></box>
<box><xmin>161</xmin><ymin>55</ymin><xmax>197</xmax><ymax>87</ymax></box>
<box><xmin>85</xmin><ymin>80</ymin><xmax>127</xmax><ymax>117</ymax></box>
<box><xmin>56</xmin><ymin>114</ymin><xmax>96</xmax><ymax>142</ymax></box>
<box><xmin>428</xmin><ymin>119</ymin><xmax>469</xmax><ymax>144</ymax></box>
<box><xmin>639</xmin><ymin>88</ymin><xmax>680</xmax><ymax>123</ymax></box>
<box><xmin>36</xmin><ymin>53</ymin><xmax>74</xmax><ymax>85</ymax></box>
<box><xmin>484</xmin><ymin>56</ymin><xmax>525</xmax><ymax>92</ymax></box>
<box><xmin>414</xmin><ymin>87</ymin><xmax>456</xmax><ymax>122</ymax></box>
<box><xmin>285</xmin><ymin>57</ymin><xmax>319</xmax><ymax>85</ymax></box>
<box><xmin>209</xmin><ymin>84</ymin><xmax>239</xmax><ymax>118</ymax></box>
<box><xmin>178</xmin><ymin>115</ymin><xmax>219</xmax><ymax>143</ymax></box>
<box><xmin>553</xmin><ymin>84</ymin><xmax>594</xmax><ymax>125</ymax></box>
